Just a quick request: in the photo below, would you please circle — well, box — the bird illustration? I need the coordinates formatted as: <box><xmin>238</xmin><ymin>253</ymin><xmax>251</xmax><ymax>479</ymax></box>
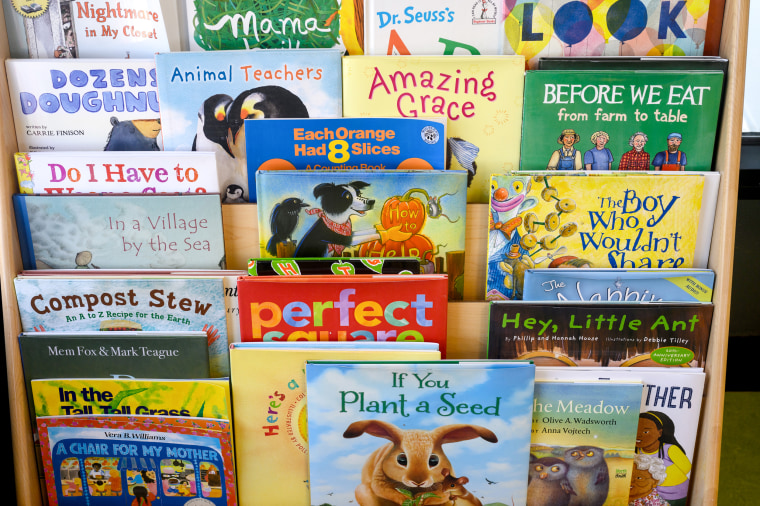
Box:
<box><xmin>527</xmin><ymin>457</ymin><xmax>575</xmax><ymax>506</ymax></box>
<box><xmin>564</xmin><ymin>446</ymin><xmax>609</xmax><ymax>506</ymax></box>
<box><xmin>223</xmin><ymin>184</ymin><xmax>246</xmax><ymax>204</ymax></box>
<box><xmin>267</xmin><ymin>197</ymin><xmax>309</xmax><ymax>256</ymax></box>
<box><xmin>193</xmin><ymin>93</ymin><xmax>234</xmax><ymax>157</ymax></box>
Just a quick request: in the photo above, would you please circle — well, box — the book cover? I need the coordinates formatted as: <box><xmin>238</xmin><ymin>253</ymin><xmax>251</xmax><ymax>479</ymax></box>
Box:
<box><xmin>5</xmin><ymin>58</ymin><xmax>161</xmax><ymax>152</ymax></box>
<box><xmin>248</xmin><ymin>257</ymin><xmax>421</xmax><ymax>275</ymax></box>
<box><xmin>245</xmin><ymin>117</ymin><xmax>448</xmax><ymax>177</ymax></box>
<box><xmin>486</xmin><ymin>172</ymin><xmax>706</xmax><ymax>300</ymax></box>
<box><xmin>501</xmin><ymin>0</ymin><xmax>712</xmax><ymax>69</ymax></box>
<box><xmin>237</xmin><ymin>274</ymin><xmax>450</xmax><ymax>355</ymax></box>
<box><xmin>14</xmin><ymin>151</ymin><xmax>220</xmax><ymax>195</ymax></box>
<box><xmin>229</xmin><ymin>341</ymin><xmax>440</xmax><ymax>505</ymax></box>
<box><xmin>528</xmin><ymin>380</ymin><xmax>643</xmax><ymax>506</ymax></box>
<box><xmin>2</xmin><ymin>0</ymin><xmax>170</xmax><ymax>59</ymax></box>
<box><xmin>155</xmin><ymin>48</ymin><xmax>343</xmax><ymax>203</ymax></box>
<box><xmin>488</xmin><ymin>301</ymin><xmax>714</xmax><ymax>367</ymax></box>
<box><xmin>255</xmin><ymin>170</ymin><xmax>467</xmax><ymax>298</ymax></box>
<box><xmin>305</xmin><ymin>360</ymin><xmax>536</xmax><ymax>505</ymax></box>
<box><xmin>37</xmin><ymin>415</ymin><xmax>236</xmax><ymax>505</ymax></box>
<box><xmin>522</xmin><ymin>268</ymin><xmax>715</xmax><ymax>302</ymax></box>
<box><xmin>13</xmin><ymin>193</ymin><xmax>226</xmax><ymax>271</ymax></box>
<box><xmin>536</xmin><ymin>366</ymin><xmax>706</xmax><ymax>505</ymax></box>
<box><xmin>520</xmin><ymin>70</ymin><xmax>724</xmax><ymax>172</ymax></box>
<box><xmin>342</xmin><ymin>55</ymin><xmax>525</xmax><ymax>203</ymax></box>
<box><xmin>13</xmin><ymin>276</ymin><xmax>230</xmax><ymax>376</ymax></box>
<box><xmin>363</xmin><ymin>0</ymin><xmax>504</xmax><ymax>55</ymax></box>
<box><xmin>536</xmin><ymin>55</ymin><xmax>729</xmax><ymax>73</ymax></box>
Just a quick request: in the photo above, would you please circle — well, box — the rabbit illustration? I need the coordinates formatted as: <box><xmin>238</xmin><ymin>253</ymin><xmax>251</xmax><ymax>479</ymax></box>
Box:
<box><xmin>343</xmin><ymin>420</ymin><xmax>498</xmax><ymax>506</ymax></box>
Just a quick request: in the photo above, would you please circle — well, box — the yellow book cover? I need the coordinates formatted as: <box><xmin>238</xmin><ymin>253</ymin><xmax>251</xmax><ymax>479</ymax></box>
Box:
<box><xmin>31</xmin><ymin>378</ymin><xmax>232</xmax><ymax>420</ymax></box>
<box><xmin>342</xmin><ymin>55</ymin><xmax>525</xmax><ymax>203</ymax></box>
<box><xmin>229</xmin><ymin>342</ymin><xmax>441</xmax><ymax>505</ymax></box>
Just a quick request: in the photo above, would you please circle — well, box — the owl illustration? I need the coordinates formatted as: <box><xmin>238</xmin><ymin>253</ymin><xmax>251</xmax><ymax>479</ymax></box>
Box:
<box><xmin>564</xmin><ymin>446</ymin><xmax>609</xmax><ymax>506</ymax></box>
<box><xmin>527</xmin><ymin>456</ymin><xmax>575</xmax><ymax>506</ymax></box>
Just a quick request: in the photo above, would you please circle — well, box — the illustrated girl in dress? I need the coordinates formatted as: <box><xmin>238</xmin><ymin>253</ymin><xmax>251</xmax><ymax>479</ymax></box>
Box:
<box><xmin>635</xmin><ymin>411</ymin><xmax>690</xmax><ymax>506</ymax></box>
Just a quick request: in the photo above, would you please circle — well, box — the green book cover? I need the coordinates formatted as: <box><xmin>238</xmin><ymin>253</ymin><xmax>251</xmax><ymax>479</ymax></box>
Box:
<box><xmin>520</xmin><ymin>70</ymin><xmax>724</xmax><ymax>172</ymax></box>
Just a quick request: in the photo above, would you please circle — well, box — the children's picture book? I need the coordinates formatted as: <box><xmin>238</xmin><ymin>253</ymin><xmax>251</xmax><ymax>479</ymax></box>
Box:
<box><xmin>528</xmin><ymin>380</ymin><xmax>643</xmax><ymax>506</ymax></box>
<box><xmin>305</xmin><ymin>360</ymin><xmax>536</xmax><ymax>506</ymax></box>
<box><xmin>522</xmin><ymin>268</ymin><xmax>715</xmax><ymax>302</ymax></box>
<box><xmin>5</xmin><ymin>58</ymin><xmax>161</xmax><ymax>152</ymax></box>
<box><xmin>155</xmin><ymin>48</ymin><xmax>343</xmax><ymax>203</ymax></box>
<box><xmin>520</xmin><ymin>70</ymin><xmax>724</xmax><ymax>172</ymax></box>
<box><xmin>14</xmin><ymin>276</ymin><xmax>230</xmax><ymax>376</ymax></box>
<box><xmin>501</xmin><ymin>0</ymin><xmax>713</xmax><ymax>69</ymax></box>
<box><xmin>342</xmin><ymin>55</ymin><xmax>525</xmax><ymax>203</ymax></box>
<box><xmin>247</xmin><ymin>257</ymin><xmax>421</xmax><ymax>276</ymax></box>
<box><xmin>13</xmin><ymin>193</ymin><xmax>226</xmax><ymax>271</ymax></box>
<box><xmin>488</xmin><ymin>300</ymin><xmax>714</xmax><ymax>367</ymax></box>
<box><xmin>14</xmin><ymin>151</ymin><xmax>220</xmax><ymax>195</ymax></box>
<box><xmin>536</xmin><ymin>366</ymin><xmax>706</xmax><ymax>505</ymax></box>
<box><xmin>237</xmin><ymin>274</ymin><xmax>450</xmax><ymax>354</ymax></box>
<box><xmin>255</xmin><ymin>170</ymin><xmax>467</xmax><ymax>297</ymax></box>
<box><xmin>363</xmin><ymin>0</ymin><xmax>504</xmax><ymax>55</ymax></box>
<box><xmin>229</xmin><ymin>341</ymin><xmax>440</xmax><ymax>505</ymax></box>
<box><xmin>2</xmin><ymin>0</ymin><xmax>170</xmax><ymax>59</ymax></box>
<box><xmin>37</xmin><ymin>415</ymin><xmax>236</xmax><ymax>505</ymax></box>
<box><xmin>536</xmin><ymin>55</ymin><xmax>729</xmax><ymax>73</ymax></box>
<box><xmin>486</xmin><ymin>172</ymin><xmax>709</xmax><ymax>300</ymax></box>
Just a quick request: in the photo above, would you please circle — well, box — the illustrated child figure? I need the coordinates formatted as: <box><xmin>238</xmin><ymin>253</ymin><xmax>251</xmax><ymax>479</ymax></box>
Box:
<box><xmin>618</xmin><ymin>132</ymin><xmax>650</xmax><ymax>171</ymax></box>
<box><xmin>652</xmin><ymin>133</ymin><xmax>687</xmax><ymax>171</ymax></box>
<box><xmin>635</xmin><ymin>411</ymin><xmax>690</xmax><ymax>506</ymax></box>
<box><xmin>629</xmin><ymin>454</ymin><xmax>670</xmax><ymax>506</ymax></box>
<box><xmin>131</xmin><ymin>485</ymin><xmax>157</xmax><ymax>506</ymax></box>
<box><xmin>584</xmin><ymin>131</ymin><xmax>613</xmax><ymax>170</ymax></box>
<box><xmin>546</xmin><ymin>129</ymin><xmax>582</xmax><ymax>170</ymax></box>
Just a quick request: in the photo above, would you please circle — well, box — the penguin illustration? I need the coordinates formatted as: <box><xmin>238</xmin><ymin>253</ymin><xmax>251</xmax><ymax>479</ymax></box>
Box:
<box><xmin>527</xmin><ymin>457</ymin><xmax>575</xmax><ymax>506</ymax></box>
<box><xmin>223</xmin><ymin>184</ymin><xmax>246</xmax><ymax>204</ymax></box>
<box><xmin>267</xmin><ymin>197</ymin><xmax>309</xmax><ymax>256</ymax></box>
<box><xmin>193</xmin><ymin>93</ymin><xmax>234</xmax><ymax>157</ymax></box>
<box><xmin>564</xmin><ymin>446</ymin><xmax>609</xmax><ymax>506</ymax></box>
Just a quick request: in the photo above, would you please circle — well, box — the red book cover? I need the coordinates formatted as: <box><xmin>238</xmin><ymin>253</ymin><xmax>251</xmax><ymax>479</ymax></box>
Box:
<box><xmin>237</xmin><ymin>274</ymin><xmax>449</xmax><ymax>356</ymax></box>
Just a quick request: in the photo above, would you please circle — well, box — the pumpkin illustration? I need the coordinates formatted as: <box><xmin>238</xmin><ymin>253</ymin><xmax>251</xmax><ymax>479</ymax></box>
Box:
<box><xmin>359</xmin><ymin>233</ymin><xmax>435</xmax><ymax>263</ymax></box>
<box><xmin>380</xmin><ymin>189</ymin><xmax>428</xmax><ymax>235</ymax></box>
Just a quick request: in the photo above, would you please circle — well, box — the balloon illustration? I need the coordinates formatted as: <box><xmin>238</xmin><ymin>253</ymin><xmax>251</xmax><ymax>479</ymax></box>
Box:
<box><xmin>503</xmin><ymin>3</ymin><xmax>554</xmax><ymax>63</ymax></box>
<box><xmin>554</xmin><ymin>2</ymin><xmax>594</xmax><ymax>47</ymax></box>
<box><xmin>647</xmin><ymin>43</ymin><xmax>687</xmax><ymax>56</ymax></box>
<box><xmin>686</xmin><ymin>0</ymin><xmax>710</xmax><ymax>22</ymax></box>
<box><xmin>590</xmin><ymin>0</ymin><xmax>617</xmax><ymax>43</ymax></box>
<box><xmin>607</xmin><ymin>0</ymin><xmax>648</xmax><ymax>43</ymax></box>
<box><xmin>685</xmin><ymin>27</ymin><xmax>706</xmax><ymax>49</ymax></box>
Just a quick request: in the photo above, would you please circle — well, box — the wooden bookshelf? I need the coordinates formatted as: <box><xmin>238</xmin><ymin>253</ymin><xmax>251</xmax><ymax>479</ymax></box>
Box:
<box><xmin>0</xmin><ymin>2</ymin><xmax>749</xmax><ymax>504</ymax></box>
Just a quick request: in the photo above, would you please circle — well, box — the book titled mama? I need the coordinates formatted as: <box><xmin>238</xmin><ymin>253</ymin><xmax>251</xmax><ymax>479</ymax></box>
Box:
<box><xmin>14</xmin><ymin>194</ymin><xmax>225</xmax><ymax>270</ymax></box>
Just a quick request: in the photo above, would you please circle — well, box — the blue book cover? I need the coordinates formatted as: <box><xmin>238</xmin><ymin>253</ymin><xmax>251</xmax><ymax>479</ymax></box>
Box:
<box><xmin>305</xmin><ymin>360</ymin><xmax>535</xmax><ymax>506</ymax></box>
<box><xmin>522</xmin><ymin>268</ymin><xmax>714</xmax><ymax>302</ymax></box>
<box><xmin>155</xmin><ymin>48</ymin><xmax>343</xmax><ymax>203</ymax></box>
<box><xmin>13</xmin><ymin>193</ymin><xmax>225</xmax><ymax>271</ymax></box>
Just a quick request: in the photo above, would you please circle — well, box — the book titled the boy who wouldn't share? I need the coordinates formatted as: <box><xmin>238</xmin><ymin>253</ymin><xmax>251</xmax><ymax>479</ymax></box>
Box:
<box><xmin>305</xmin><ymin>360</ymin><xmax>535</xmax><ymax>506</ymax></box>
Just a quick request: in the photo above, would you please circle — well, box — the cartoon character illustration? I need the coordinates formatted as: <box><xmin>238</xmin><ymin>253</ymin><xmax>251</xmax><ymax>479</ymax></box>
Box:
<box><xmin>223</xmin><ymin>184</ymin><xmax>246</xmax><ymax>204</ymax></box>
<box><xmin>103</xmin><ymin>117</ymin><xmax>161</xmax><ymax>151</ymax></box>
<box><xmin>618</xmin><ymin>132</ymin><xmax>650</xmax><ymax>171</ymax></box>
<box><xmin>584</xmin><ymin>131</ymin><xmax>613</xmax><ymax>171</ymax></box>
<box><xmin>527</xmin><ymin>456</ymin><xmax>575</xmax><ymax>506</ymax></box>
<box><xmin>635</xmin><ymin>411</ymin><xmax>690</xmax><ymax>504</ymax></box>
<box><xmin>652</xmin><ymin>133</ymin><xmax>687</xmax><ymax>171</ymax></box>
<box><xmin>74</xmin><ymin>250</ymin><xmax>98</xmax><ymax>269</ymax></box>
<box><xmin>447</xmin><ymin>137</ymin><xmax>479</xmax><ymax>186</ymax></box>
<box><xmin>343</xmin><ymin>419</ymin><xmax>497</xmax><ymax>506</ymax></box>
<box><xmin>439</xmin><ymin>468</ymin><xmax>482</xmax><ymax>506</ymax></box>
<box><xmin>629</xmin><ymin>454</ymin><xmax>670</xmax><ymax>506</ymax></box>
<box><xmin>547</xmin><ymin>129</ymin><xmax>582</xmax><ymax>170</ymax></box>
<box><xmin>564</xmin><ymin>446</ymin><xmax>609</xmax><ymax>506</ymax></box>
<box><xmin>132</xmin><ymin>484</ymin><xmax>157</xmax><ymax>505</ymax></box>
<box><xmin>267</xmin><ymin>197</ymin><xmax>309</xmax><ymax>255</ymax></box>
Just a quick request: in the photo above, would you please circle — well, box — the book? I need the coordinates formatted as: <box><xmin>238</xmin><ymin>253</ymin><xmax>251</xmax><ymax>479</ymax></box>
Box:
<box><xmin>522</xmin><ymin>268</ymin><xmax>715</xmax><ymax>302</ymax></box>
<box><xmin>2</xmin><ymin>0</ymin><xmax>170</xmax><ymax>59</ymax></box>
<box><xmin>245</xmin><ymin>116</ymin><xmax>448</xmax><ymax>179</ymax></box>
<box><xmin>501</xmin><ymin>0</ymin><xmax>713</xmax><ymax>69</ymax></box>
<box><xmin>305</xmin><ymin>360</ymin><xmax>536</xmax><ymax>505</ymax></box>
<box><xmin>536</xmin><ymin>55</ymin><xmax>729</xmax><ymax>73</ymax></box>
<box><xmin>237</xmin><ymin>274</ymin><xmax>450</xmax><ymax>355</ymax></box>
<box><xmin>13</xmin><ymin>276</ymin><xmax>230</xmax><ymax>376</ymax></box>
<box><xmin>13</xmin><ymin>193</ymin><xmax>226</xmax><ymax>271</ymax></box>
<box><xmin>248</xmin><ymin>257</ymin><xmax>421</xmax><ymax>275</ymax></box>
<box><xmin>229</xmin><ymin>341</ymin><xmax>440</xmax><ymax>505</ymax></box>
<box><xmin>488</xmin><ymin>300</ymin><xmax>714</xmax><ymax>367</ymax></box>
<box><xmin>255</xmin><ymin>170</ymin><xmax>467</xmax><ymax>298</ymax></box>
<box><xmin>155</xmin><ymin>48</ymin><xmax>343</xmax><ymax>203</ymax></box>
<box><xmin>363</xmin><ymin>0</ymin><xmax>504</xmax><ymax>55</ymax></box>
<box><xmin>342</xmin><ymin>55</ymin><xmax>525</xmax><ymax>203</ymax></box>
<box><xmin>520</xmin><ymin>70</ymin><xmax>724</xmax><ymax>172</ymax></box>
<box><xmin>37</xmin><ymin>415</ymin><xmax>236</xmax><ymax>505</ymax></box>
<box><xmin>486</xmin><ymin>172</ymin><xmax>711</xmax><ymax>300</ymax></box>
<box><xmin>535</xmin><ymin>366</ymin><xmax>706</xmax><ymax>505</ymax></box>
<box><xmin>14</xmin><ymin>151</ymin><xmax>220</xmax><ymax>195</ymax></box>
<box><xmin>5</xmin><ymin>58</ymin><xmax>161</xmax><ymax>152</ymax></box>
<box><xmin>528</xmin><ymin>379</ymin><xmax>643</xmax><ymax>506</ymax></box>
